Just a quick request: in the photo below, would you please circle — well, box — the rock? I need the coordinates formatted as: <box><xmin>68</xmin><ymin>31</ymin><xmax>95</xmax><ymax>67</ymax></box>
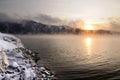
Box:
<box><xmin>0</xmin><ymin>32</ymin><xmax>55</xmax><ymax>80</ymax></box>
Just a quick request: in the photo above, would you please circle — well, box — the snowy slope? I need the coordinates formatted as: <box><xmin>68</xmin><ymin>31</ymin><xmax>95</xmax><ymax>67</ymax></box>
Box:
<box><xmin>0</xmin><ymin>32</ymin><xmax>54</xmax><ymax>80</ymax></box>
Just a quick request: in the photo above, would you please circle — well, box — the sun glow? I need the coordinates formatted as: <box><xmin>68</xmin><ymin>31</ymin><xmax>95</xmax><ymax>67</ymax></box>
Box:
<box><xmin>84</xmin><ymin>24</ymin><xmax>94</xmax><ymax>30</ymax></box>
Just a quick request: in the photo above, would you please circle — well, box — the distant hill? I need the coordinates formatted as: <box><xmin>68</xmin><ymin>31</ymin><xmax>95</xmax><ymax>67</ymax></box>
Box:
<box><xmin>0</xmin><ymin>20</ymin><xmax>81</xmax><ymax>34</ymax></box>
<box><xmin>0</xmin><ymin>20</ymin><xmax>119</xmax><ymax>35</ymax></box>
<box><xmin>82</xmin><ymin>30</ymin><xmax>120</xmax><ymax>35</ymax></box>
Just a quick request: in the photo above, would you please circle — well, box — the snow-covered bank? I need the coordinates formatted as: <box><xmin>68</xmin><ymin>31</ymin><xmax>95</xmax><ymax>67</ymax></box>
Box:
<box><xmin>0</xmin><ymin>32</ymin><xmax>54</xmax><ymax>80</ymax></box>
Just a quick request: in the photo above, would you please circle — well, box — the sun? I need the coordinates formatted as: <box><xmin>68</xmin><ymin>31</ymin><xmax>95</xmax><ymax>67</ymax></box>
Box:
<box><xmin>84</xmin><ymin>24</ymin><xmax>94</xmax><ymax>30</ymax></box>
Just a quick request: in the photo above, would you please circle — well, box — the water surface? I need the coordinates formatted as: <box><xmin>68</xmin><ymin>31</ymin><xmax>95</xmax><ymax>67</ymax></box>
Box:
<box><xmin>17</xmin><ymin>35</ymin><xmax>120</xmax><ymax>80</ymax></box>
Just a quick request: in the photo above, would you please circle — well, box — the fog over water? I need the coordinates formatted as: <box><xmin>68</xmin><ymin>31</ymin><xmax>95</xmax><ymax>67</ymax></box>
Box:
<box><xmin>17</xmin><ymin>35</ymin><xmax>120</xmax><ymax>80</ymax></box>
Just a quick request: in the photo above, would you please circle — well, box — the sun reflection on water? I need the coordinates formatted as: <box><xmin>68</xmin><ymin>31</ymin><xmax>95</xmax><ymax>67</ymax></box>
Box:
<box><xmin>86</xmin><ymin>37</ymin><xmax>92</xmax><ymax>56</ymax></box>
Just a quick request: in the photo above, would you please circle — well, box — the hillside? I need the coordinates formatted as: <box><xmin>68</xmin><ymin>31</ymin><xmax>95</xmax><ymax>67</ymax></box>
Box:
<box><xmin>0</xmin><ymin>20</ymin><xmax>80</xmax><ymax>34</ymax></box>
<box><xmin>0</xmin><ymin>20</ymin><xmax>119</xmax><ymax>35</ymax></box>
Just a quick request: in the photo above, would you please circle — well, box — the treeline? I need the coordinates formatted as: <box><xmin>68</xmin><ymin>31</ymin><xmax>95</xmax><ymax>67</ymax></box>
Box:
<box><xmin>0</xmin><ymin>20</ymin><xmax>81</xmax><ymax>34</ymax></box>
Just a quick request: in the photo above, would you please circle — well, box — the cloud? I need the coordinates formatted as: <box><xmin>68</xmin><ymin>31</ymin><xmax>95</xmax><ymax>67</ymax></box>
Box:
<box><xmin>0</xmin><ymin>13</ymin><xmax>13</xmax><ymax>22</ymax></box>
<box><xmin>92</xmin><ymin>23</ymin><xmax>109</xmax><ymax>30</ymax></box>
<box><xmin>67</xmin><ymin>20</ymin><xmax>85</xmax><ymax>28</ymax></box>
<box><xmin>33</xmin><ymin>14</ymin><xmax>64</xmax><ymax>25</ymax></box>
<box><xmin>90</xmin><ymin>17</ymin><xmax>120</xmax><ymax>31</ymax></box>
<box><xmin>0</xmin><ymin>12</ymin><xmax>85</xmax><ymax>27</ymax></box>
<box><xmin>107</xmin><ymin>17</ymin><xmax>120</xmax><ymax>31</ymax></box>
<box><xmin>0</xmin><ymin>13</ymin><xmax>64</xmax><ymax>25</ymax></box>
<box><xmin>0</xmin><ymin>12</ymin><xmax>23</xmax><ymax>22</ymax></box>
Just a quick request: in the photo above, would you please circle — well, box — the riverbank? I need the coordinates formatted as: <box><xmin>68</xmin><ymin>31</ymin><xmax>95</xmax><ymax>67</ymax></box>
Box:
<box><xmin>0</xmin><ymin>32</ymin><xmax>55</xmax><ymax>80</ymax></box>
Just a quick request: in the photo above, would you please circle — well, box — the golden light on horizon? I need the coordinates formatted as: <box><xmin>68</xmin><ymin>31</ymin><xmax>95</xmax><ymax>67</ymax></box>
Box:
<box><xmin>84</xmin><ymin>24</ymin><xmax>94</xmax><ymax>30</ymax></box>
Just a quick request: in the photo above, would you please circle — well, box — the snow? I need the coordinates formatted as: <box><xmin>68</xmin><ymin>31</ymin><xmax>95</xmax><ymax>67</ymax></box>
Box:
<box><xmin>11</xmin><ymin>62</ymin><xmax>19</xmax><ymax>68</ymax></box>
<box><xmin>0</xmin><ymin>32</ymin><xmax>55</xmax><ymax>80</ymax></box>
<box><xmin>0</xmin><ymin>40</ymin><xmax>17</xmax><ymax>51</ymax></box>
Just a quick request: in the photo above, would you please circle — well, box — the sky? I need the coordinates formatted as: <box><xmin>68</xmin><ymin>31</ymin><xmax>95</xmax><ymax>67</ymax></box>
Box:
<box><xmin>0</xmin><ymin>0</ymin><xmax>120</xmax><ymax>31</ymax></box>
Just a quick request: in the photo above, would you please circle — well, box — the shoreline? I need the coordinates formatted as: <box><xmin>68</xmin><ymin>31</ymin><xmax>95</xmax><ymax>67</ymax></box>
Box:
<box><xmin>0</xmin><ymin>32</ymin><xmax>55</xmax><ymax>80</ymax></box>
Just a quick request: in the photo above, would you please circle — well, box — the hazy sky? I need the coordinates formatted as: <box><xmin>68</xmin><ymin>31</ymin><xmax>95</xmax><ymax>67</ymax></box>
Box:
<box><xmin>0</xmin><ymin>0</ymin><xmax>120</xmax><ymax>18</ymax></box>
<box><xmin>0</xmin><ymin>0</ymin><xmax>120</xmax><ymax>30</ymax></box>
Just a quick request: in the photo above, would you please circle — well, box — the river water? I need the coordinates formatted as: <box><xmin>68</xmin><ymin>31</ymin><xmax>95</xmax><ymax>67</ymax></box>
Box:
<box><xmin>17</xmin><ymin>35</ymin><xmax>120</xmax><ymax>80</ymax></box>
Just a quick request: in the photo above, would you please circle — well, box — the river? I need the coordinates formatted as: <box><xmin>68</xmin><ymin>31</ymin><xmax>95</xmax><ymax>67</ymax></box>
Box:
<box><xmin>17</xmin><ymin>35</ymin><xmax>120</xmax><ymax>80</ymax></box>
